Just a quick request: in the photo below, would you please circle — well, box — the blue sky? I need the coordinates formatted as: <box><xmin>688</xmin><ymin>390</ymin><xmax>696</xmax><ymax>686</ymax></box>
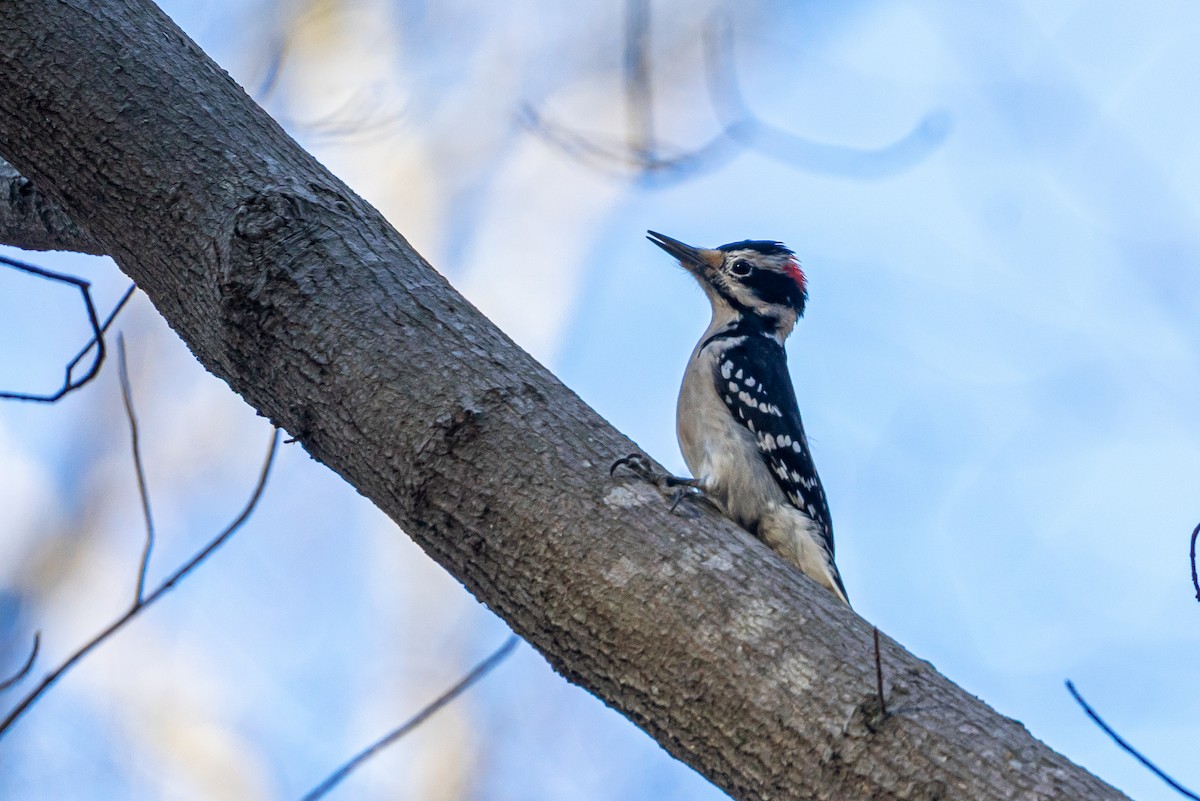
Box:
<box><xmin>2</xmin><ymin>2</ymin><xmax>1199</xmax><ymax>799</ymax></box>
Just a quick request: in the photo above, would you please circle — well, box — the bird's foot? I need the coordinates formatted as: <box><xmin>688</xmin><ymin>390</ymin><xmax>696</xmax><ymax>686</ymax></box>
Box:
<box><xmin>610</xmin><ymin>453</ymin><xmax>710</xmax><ymax>515</ymax></box>
<box><xmin>609</xmin><ymin>452</ymin><xmax>658</xmax><ymax>482</ymax></box>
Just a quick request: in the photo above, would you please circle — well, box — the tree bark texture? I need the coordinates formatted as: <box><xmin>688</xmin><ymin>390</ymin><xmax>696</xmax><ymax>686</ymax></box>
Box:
<box><xmin>0</xmin><ymin>156</ymin><xmax>103</xmax><ymax>254</ymax></box>
<box><xmin>0</xmin><ymin>3</ymin><xmax>1128</xmax><ymax>799</ymax></box>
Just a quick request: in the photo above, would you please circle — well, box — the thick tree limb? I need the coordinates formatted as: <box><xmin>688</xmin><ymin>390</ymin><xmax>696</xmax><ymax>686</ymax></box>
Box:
<box><xmin>0</xmin><ymin>3</ymin><xmax>1129</xmax><ymax>799</ymax></box>
<box><xmin>0</xmin><ymin>157</ymin><xmax>104</xmax><ymax>254</ymax></box>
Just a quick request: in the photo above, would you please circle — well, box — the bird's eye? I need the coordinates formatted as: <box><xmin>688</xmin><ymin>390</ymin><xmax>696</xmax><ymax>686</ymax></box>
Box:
<box><xmin>730</xmin><ymin>259</ymin><xmax>752</xmax><ymax>277</ymax></box>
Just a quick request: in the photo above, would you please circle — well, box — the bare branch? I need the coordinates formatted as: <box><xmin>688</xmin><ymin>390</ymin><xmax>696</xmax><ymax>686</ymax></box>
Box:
<box><xmin>301</xmin><ymin>635</ymin><xmax>521</xmax><ymax>801</ymax></box>
<box><xmin>623</xmin><ymin>0</ymin><xmax>654</xmax><ymax>160</ymax></box>
<box><xmin>1190</xmin><ymin>521</ymin><xmax>1199</xmax><ymax>602</ymax></box>
<box><xmin>0</xmin><ymin>429</ymin><xmax>281</xmax><ymax>739</ymax></box>
<box><xmin>1066</xmin><ymin>680</ymin><xmax>1199</xmax><ymax>800</ymax></box>
<box><xmin>254</xmin><ymin>35</ymin><xmax>288</xmax><ymax>103</ymax></box>
<box><xmin>117</xmin><ymin>335</ymin><xmax>155</xmax><ymax>604</ymax></box>
<box><xmin>66</xmin><ymin>283</ymin><xmax>136</xmax><ymax>389</ymax></box>
<box><xmin>518</xmin><ymin>1</ymin><xmax>736</xmax><ymax>183</ymax></box>
<box><xmin>274</xmin><ymin>88</ymin><xmax>407</xmax><ymax>145</ymax></box>
<box><xmin>0</xmin><ymin>632</ymin><xmax>40</xmax><ymax>692</ymax></box>
<box><xmin>0</xmin><ymin>254</ymin><xmax>105</xmax><ymax>403</ymax></box>
<box><xmin>702</xmin><ymin>17</ymin><xmax>951</xmax><ymax>180</ymax></box>
<box><xmin>146</xmin><ymin>430</ymin><xmax>280</xmax><ymax>600</ymax></box>
<box><xmin>244</xmin><ymin>11</ymin><xmax>403</xmax><ymax>143</ymax></box>
<box><xmin>523</xmin><ymin>12</ymin><xmax>949</xmax><ymax>186</ymax></box>
<box><xmin>517</xmin><ymin>104</ymin><xmax>737</xmax><ymax>183</ymax></box>
<box><xmin>0</xmin><ymin>157</ymin><xmax>105</xmax><ymax>255</ymax></box>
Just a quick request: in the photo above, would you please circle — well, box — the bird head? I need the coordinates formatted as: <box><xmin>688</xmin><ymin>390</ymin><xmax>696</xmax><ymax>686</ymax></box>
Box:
<box><xmin>647</xmin><ymin>230</ymin><xmax>808</xmax><ymax>340</ymax></box>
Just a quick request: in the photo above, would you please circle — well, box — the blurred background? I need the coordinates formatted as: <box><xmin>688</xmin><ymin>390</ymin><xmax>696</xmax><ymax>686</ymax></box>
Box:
<box><xmin>2</xmin><ymin>1</ymin><xmax>1198</xmax><ymax>799</ymax></box>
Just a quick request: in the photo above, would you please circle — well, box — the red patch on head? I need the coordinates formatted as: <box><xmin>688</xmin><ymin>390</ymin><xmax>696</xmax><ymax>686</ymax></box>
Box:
<box><xmin>784</xmin><ymin>257</ymin><xmax>807</xmax><ymax>292</ymax></box>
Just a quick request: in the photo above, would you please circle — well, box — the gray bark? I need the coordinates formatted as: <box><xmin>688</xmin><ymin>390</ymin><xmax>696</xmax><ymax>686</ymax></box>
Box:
<box><xmin>0</xmin><ymin>156</ymin><xmax>104</xmax><ymax>254</ymax></box>
<box><xmin>0</xmin><ymin>2</ymin><xmax>1127</xmax><ymax>799</ymax></box>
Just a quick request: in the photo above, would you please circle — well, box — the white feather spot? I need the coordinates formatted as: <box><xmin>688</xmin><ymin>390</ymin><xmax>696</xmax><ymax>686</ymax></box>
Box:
<box><xmin>735</xmin><ymin>368</ymin><xmax>744</xmax><ymax>379</ymax></box>
<box><xmin>792</xmin><ymin>441</ymin><xmax>802</xmax><ymax>453</ymax></box>
<box><xmin>721</xmin><ymin>361</ymin><xmax>733</xmax><ymax>379</ymax></box>
<box><xmin>728</xmin><ymin>381</ymin><xmax>739</xmax><ymax>393</ymax></box>
<box><xmin>744</xmin><ymin>375</ymin><xmax>755</xmax><ymax>387</ymax></box>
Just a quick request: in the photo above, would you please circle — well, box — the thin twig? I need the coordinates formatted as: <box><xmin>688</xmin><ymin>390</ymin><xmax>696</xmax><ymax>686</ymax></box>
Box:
<box><xmin>1189</xmin><ymin>521</ymin><xmax>1199</xmax><ymax>603</ymax></box>
<box><xmin>275</xmin><ymin>88</ymin><xmax>406</xmax><ymax>145</ymax></box>
<box><xmin>255</xmin><ymin>34</ymin><xmax>288</xmax><ymax>102</ymax></box>
<box><xmin>518</xmin><ymin>1</ymin><xmax>734</xmax><ymax>183</ymax></box>
<box><xmin>624</xmin><ymin>0</ymin><xmax>653</xmax><ymax>160</ymax></box>
<box><xmin>117</xmin><ymin>335</ymin><xmax>155</xmax><ymax>604</ymax></box>
<box><xmin>701</xmin><ymin>16</ymin><xmax>950</xmax><ymax>180</ymax></box>
<box><xmin>146</xmin><ymin>429</ymin><xmax>280</xmax><ymax>600</ymax></box>
<box><xmin>0</xmin><ymin>254</ymin><xmax>105</xmax><ymax>403</ymax></box>
<box><xmin>301</xmin><ymin>635</ymin><xmax>521</xmax><ymax>801</ymax></box>
<box><xmin>517</xmin><ymin>105</ymin><xmax>735</xmax><ymax>182</ymax></box>
<box><xmin>524</xmin><ymin>11</ymin><xmax>947</xmax><ymax>185</ymax></box>
<box><xmin>0</xmin><ymin>429</ymin><xmax>281</xmax><ymax>740</ymax></box>
<box><xmin>65</xmin><ymin>282</ymin><xmax>136</xmax><ymax>388</ymax></box>
<box><xmin>1065</xmin><ymin>680</ymin><xmax>1199</xmax><ymax>800</ymax></box>
<box><xmin>873</xmin><ymin>626</ymin><xmax>887</xmax><ymax>718</ymax></box>
<box><xmin>0</xmin><ymin>632</ymin><xmax>40</xmax><ymax>692</ymax></box>
<box><xmin>517</xmin><ymin>105</ymin><xmax>657</xmax><ymax>175</ymax></box>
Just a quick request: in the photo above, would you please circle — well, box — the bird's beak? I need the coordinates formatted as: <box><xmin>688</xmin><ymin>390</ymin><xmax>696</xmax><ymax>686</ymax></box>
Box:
<box><xmin>646</xmin><ymin>231</ymin><xmax>721</xmax><ymax>274</ymax></box>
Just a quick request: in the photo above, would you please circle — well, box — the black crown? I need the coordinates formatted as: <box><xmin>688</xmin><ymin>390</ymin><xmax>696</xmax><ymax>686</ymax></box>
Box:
<box><xmin>716</xmin><ymin>240</ymin><xmax>794</xmax><ymax>257</ymax></box>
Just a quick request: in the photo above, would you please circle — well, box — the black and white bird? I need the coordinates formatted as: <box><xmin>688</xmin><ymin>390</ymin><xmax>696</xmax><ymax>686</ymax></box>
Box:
<box><xmin>613</xmin><ymin>230</ymin><xmax>848</xmax><ymax>605</ymax></box>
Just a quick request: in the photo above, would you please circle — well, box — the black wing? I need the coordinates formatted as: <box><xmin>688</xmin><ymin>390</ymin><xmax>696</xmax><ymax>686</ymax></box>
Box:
<box><xmin>713</xmin><ymin>335</ymin><xmax>835</xmax><ymax>556</ymax></box>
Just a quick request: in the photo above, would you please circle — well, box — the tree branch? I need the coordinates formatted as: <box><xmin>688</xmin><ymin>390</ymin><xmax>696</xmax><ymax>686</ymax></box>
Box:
<box><xmin>0</xmin><ymin>156</ymin><xmax>105</xmax><ymax>254</ymax></box>
<box><xmin>0</xmin><ymin>254</ymin><xmax>106</xmax><ymax>402</ymax></box>
<box><xmin>0</xmin><ymin>428</ymin><xmax>280</xmax><ymax>739</ymax></box>
<box><xmin>520</xmin><ymin>13</ymin><xmax>949</xmax><ymax>186</ymax></box>
<box><xmin>0</xmin><ymin>632</ymin><xmax>39</xmax><ymax>692</ymax></box>
<box><xmin>302</xmin><ymin>635</ymin><xmax>520</xmax><ymax>801</ymax></box>
<box><xmin>1189</xmin><ymin>521</ymin><xmax>1199</xmax><ymax>602</ymax></box>
<box><xmin>1066</xmin><ymin>681</ymin><xmax>1199</xmax><ymax>800</ymax></box>
<box><xmin>117</xmin><ymin>335</ymin><xmax>156</xmax><ymax>604</ymax></box>
<box><xmin>0</xmin><ymin>2</ymin><xmax>1128</xmax><ymax>798</ymax></box>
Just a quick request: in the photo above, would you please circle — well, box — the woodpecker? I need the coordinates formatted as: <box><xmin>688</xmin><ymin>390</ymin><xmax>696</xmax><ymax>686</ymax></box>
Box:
<box><xmin>613</xmin><ymin>230</ymin><xmax>848</xmax><ymax>605</ymax></box>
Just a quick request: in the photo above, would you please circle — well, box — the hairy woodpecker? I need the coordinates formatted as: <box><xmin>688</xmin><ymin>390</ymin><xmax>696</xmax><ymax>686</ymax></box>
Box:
<box><xmin>613</xmin><ymin>231</ymin><xmax>848</xmax><ymax>605</ymax></box>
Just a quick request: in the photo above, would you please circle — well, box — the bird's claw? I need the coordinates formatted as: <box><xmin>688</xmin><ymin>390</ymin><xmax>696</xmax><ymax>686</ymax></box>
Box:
<box><xmin>611</xmin><ymin>453</ymin><xmax>708</xmax><ymax>515</ymax></box>
<box><xmin>668</xmin><ymin>487</ymin><xmax>698</xmax><ymax>513</ymax></box>
<box><xmin>610</xmin><ymin>452</ymin><xmax>656</xmax><ymax>480</ymax></box>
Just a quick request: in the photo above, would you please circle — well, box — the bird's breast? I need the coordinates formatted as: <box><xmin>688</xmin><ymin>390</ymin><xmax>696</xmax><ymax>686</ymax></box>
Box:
<box><xmin>676</xmin><ymin>340</ymin><xmax>786</xmax><ymax>526</ymax></box>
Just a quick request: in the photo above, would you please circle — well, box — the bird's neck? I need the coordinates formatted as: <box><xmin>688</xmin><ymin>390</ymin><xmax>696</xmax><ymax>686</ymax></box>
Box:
<box><xmin>700</xmin><ymin>308</ymin><xmax>790</xmax><ymax>351</ymax></box>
